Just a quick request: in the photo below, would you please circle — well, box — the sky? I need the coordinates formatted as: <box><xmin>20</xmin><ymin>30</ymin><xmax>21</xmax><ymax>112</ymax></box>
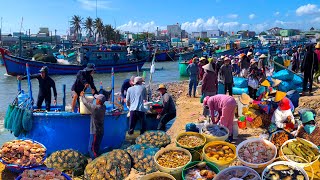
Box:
<box><xmin>1</xmin><ymin>0</ymin><xmax>320</xmax><ymax>35</ymax></box>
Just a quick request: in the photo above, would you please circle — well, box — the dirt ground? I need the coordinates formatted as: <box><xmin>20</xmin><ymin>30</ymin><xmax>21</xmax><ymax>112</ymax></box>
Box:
<box><xmin>2</xmin><ymin>81</ymin><xmax>320</xmax><ymax>180</ymax></box>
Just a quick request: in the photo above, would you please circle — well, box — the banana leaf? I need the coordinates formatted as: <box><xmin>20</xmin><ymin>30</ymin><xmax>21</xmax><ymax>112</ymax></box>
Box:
<box><xmin>4</xmin><ymin>104</ymin><xmax>14</xmax><ymax>129</ymax></box>
<box><xmin>22</xmin><ymin>108</ymin><xmax>33</xmax><ymax>131</ymax></box>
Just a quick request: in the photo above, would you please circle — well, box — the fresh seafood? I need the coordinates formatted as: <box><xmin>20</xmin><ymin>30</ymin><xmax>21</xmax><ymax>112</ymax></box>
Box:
<box><xmin>215</xmin><ymin>167</ymin><xmax>260</xmax><ymax>180</ymax></box>
<box><xmin>238</xmin><ymin>141</ymin><xmax>275</xmax><ymax>164</ymax></box>
<box><xmin>202</xmin><ymin>125</ymin><xmax>228</xmax><ymax>137</ymax></box>
<box><xmin>0</xmin><ymin>140</ymin><xmax>46</xmax><ymax>167</ymax></box>
<box><xmin>263</xmin><ymin>164</ymin><xmax>306</xmax><ymax>180</ymax></box>
<box><xmin>150</xmin><ymin>177</ymin><xmax>172</xmax><ymax>180</ymax></box>
<box><xmin>185</xmin><ymin>163</ymin><xmax>217</xmax><ymax>180</ymax></box>
<box><xmin>270</xmin><ymin>131</ymin><xmax>289</xmax><ymax>149</ymax></box>
<box><xmin>177</xmin><ymin>135</ymin><xmax>205</xmax><ymax>148</ymax></box>
<box><xmin>205</xmin><ymin>144</ymin><xmax>235</xmax><ymax>162</ymax></box>
<box><xmin>136</xmin><ymin>131</ymin><xmax>171</xmax><ymax>148</ymax></box>
<box><xmin>157</xmin><ymin>150</ymin><xmax>190</xmax><ymax>168</ymax></box>
<box><xmin>282</xmin><ymin>138</ymin><xmax>320</xmax><ymax>163</ymax></box>
<box><xmin>20</xmin><ymin>169</ymin><xmax>66</xmax><ymax>180</ymax></box>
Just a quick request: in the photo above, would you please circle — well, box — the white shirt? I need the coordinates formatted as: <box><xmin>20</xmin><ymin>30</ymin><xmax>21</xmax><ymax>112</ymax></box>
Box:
<box><xmin>271</xmin><ymin>108</ymin><xmax>294</xmax><ymax>128</ymax></box>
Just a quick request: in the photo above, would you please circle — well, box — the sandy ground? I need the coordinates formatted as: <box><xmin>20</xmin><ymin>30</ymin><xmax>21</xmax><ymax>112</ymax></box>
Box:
<box><xmin>1</xmin><ymin>81</ymin><xmax>320</xmax><ymax>180</ymax></box>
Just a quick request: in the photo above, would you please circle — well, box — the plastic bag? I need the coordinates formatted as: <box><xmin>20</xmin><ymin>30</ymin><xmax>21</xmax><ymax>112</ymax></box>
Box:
<box><xmin>272</xmin><ymin>69</ymin><xmax>294</xmax><ymax>81</ymax></box>
<box><xmin>218</xmin><ymin>82</ymin><xmax>225</xmax><ymax>94</ymax></box>
<box><xmin>233</xmin><ymin>77</ymin><xmax>248</xmax><ymax>88</ymax></box>
<box><xmin>248</xmin><ymin>77</ymin><xmax>259</xmax><ymax>89</ymax></box>
<box><xmin>186</xmin><ymin>123</ymin><xmax>199</xmax><ymax>132</ymax></box>
<box><xmin>232</xmin><ymin>87</ymin><xmax>249</xmax><ymax>95</ymax></box>
<box><xmin>278</xmin><ymin>81</ymin><xmax>295</xmax><ymax>92</ymax></box>
<box><xmin>292</xmin><ymin>74</ymin><xmax>303</xmax><ymax>85</ymax></box>
<box><xmin>286</xmin><ymin>90</ymin><xmax>299</xmax><ymax>108</ymax></box>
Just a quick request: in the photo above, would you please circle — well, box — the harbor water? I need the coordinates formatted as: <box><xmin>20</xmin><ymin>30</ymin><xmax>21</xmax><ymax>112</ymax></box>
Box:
<box><xmin>0</xmin><ymin>61</ymin><xmax>187</xmax><ymax>145</ymax></box>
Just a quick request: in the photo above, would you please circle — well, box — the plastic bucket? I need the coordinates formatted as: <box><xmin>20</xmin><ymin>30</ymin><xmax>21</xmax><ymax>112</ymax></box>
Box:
<box><xmin>179</xmin><ymin>62</ymin><xmax>189</xmax><ymax>77</ymax></box>
<box><xmin>238</xmin><ymin>120</ymin><xmax>246</xmax><ymax>129</ymax></box>
<box><xmin>284</xmin><ymin>60</ymin><xmax>291</xmax><ymax>67</ymax></box>
<box><xmin>236</xmin><ymin>138</ymin><xmax>277</xmax><ymax>171</ymax></box>
<box><xmin>215</xmin><ymin>166</ymin><xmax>261</xmax><ymax>179</ymax></box>
<box><xmin>154</xmin><ymin>147</ymin><xmax>192</xmax><ymax>180</ymax></box>
<box><xmin>182</xmin><ymin>161</ymin><xmax>220</xmax><ymax>180</ymax></box>
<box><xmin>279</xmin><ymin>138</ymin><xmax>320</xmax><ymax>168</ymax></box>
<box><xmin>141</xmin><ymin>172</ymin><xmax>176</xmax><ymax>180</ymax></box>
<box><xmin>261</xmin><ymin>161</ymin><xmax>309</xmax><ymax>180</ymax></box>
<box><xmin>202</xmin><ymin>141</ymin><xmax>237</xmax><ymax>170</ymax></box>
<box><xmin>175</xmin><ymin>132</ymin><xmax>206</xmax><ymax>161</ymax></box>
<box><xmin>79</xmin><ymin>95</ymin><xmax>94</xmax><ymax>114</ymax></box>
<box><xmin>200</xmin><ymin>124</ymin><xmax>229</xmax><ymax>142</ymax></box>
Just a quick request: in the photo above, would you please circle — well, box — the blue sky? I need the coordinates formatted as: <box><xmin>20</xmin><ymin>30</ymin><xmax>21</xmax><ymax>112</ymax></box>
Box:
<box><xmin>1</xmin><ymin>0</ymin><xmax>320</xmax><ymax>34</ymax></box>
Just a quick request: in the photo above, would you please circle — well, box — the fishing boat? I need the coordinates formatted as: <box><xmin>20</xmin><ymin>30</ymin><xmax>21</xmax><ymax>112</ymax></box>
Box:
<box><xmin>154</xmin><ymin>50</ymin><xmax>175</xmax><ymax>61</ymax></box>
<box><xmin>0</xmin><ymin>45</ymin><xmax>147</xmax><ymax>75</ymax></box>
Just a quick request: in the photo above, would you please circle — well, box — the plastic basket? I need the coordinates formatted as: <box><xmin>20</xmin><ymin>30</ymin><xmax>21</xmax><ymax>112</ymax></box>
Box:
<box><xmin>200</xmin><ymin>124</ymin><xmax>229</xmax><ymax>142</ymax></box>
<box><xmin>182</xmin><ymin>161</ymin><xmax>220</xmax><ymax>180</ymax></box>
<box><xmin>141</xmin><ymin>172</ymin><xmax>176</xmax><ymax>180</ymax></box>
<box><xmin>175</xmin><ymin>132</ymin><xmax>206</xmax><ymax>161</ymax></box>
<box><xmin>0</xmin><ymin>139</ymin><xmax>47</xmax><ymax>173</ymax></box>
<box><xmin>215</xmin><ymin>166</ymin><xmax>261</xmax><ymax>179</ymax></box>
<box><xmin>15</xmin><ymin>167</ymin><xmax>72</xmax><ymax>180</ymax></box>
<box><xmin>261</xmin><ymin>161</ymin><xmax>310</xmax><ymax>180</ymax></box>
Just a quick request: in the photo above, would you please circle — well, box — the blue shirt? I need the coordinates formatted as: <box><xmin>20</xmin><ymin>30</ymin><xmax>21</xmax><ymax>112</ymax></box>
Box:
<box><xmin>186</xmin><ymin>63</ymin><xmax>199</xmax><ymax>79</ymax></box>
<box><xmin>121</xmin><ymin>79</ymin><xmax>131</xmax><ymax>98</ymax></box>
<box><xmin>126</xmin><ymin>85</ymin><xmax>147</xmax><ymax>112</ymax></box>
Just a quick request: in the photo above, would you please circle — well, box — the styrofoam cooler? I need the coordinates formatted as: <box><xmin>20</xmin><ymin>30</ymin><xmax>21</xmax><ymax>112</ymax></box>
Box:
<box><xmin>80</xmin><ymin>95</ymin><xmax>94</xmax><ymax>114</ymax></box>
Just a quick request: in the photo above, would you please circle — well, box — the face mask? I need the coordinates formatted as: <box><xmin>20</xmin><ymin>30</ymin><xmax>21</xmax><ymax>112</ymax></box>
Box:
<box><xmin>304</xmin><ymin>124</ymin><xmax>316</xmax><ymax>134</ymax></box>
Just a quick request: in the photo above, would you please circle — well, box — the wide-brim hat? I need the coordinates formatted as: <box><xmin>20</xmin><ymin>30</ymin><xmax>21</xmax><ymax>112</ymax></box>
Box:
<box><xmin>224</xmin><ymin>57</ymin><xmax>231</xmax><ymax>61</ymax></box>
<box><xmin>202</xmin><ymin>63</ymin><xmax>214</xmax><ymax>72</ymax></box>
<box><xmin>133</xmin><ymin>76</ymin><xmax>144</xmax><ymax>84</ymax></box>
<box><xmin>274</xmin><ymin>90</ymin><xmax>286</xmax><ymax>102</ymax></box>
<box><xmin>272</xmin><ymin>78</ymin><xmax>282</xmax><ymax>87</ymax></box>
<box><xmin>238</xmin><ymin>53</ymin><xmax>245</xmax><ymax>58</ymax></box>
<box><xmin>261</xmin><ymin>80</ymin><xmax>271</xmax><ymax>87</ymax></box>
<box><xmin>278</xmin><ymin>97</ymin><xmax>290</xmax><ymax>111</ymax></box>
<box><xmin>255</xmin><ymin>52</ymin><xmax>261</xmax><ymax>56</ymax></box>
<box><xmin>239</xmin><ymin>93</ymin><xmax>252</xmax><ymax>105</ymax></box>
<box><xmin>259</xmin><ymin>54</ymin><xmax>267</xmax><ymax>59</ymax></box>
<box><xmin>200</xmin><ymin>57</ymin><xmax>206</xmax><ymax>61</ymax></box>
<box><xmin>316</xmin><ymin>42</ymin><xmax>320</xmax><ymax>49</ymax></box>
<box><xmin>84</xmin><ymin>63</ymin><xmax>96</xmax><ymax>71</ymax></box>
<box><xmin>250</xmin><ymin>59</ymin><xmax>257</xmax><ymax>64</ymax></box>
<box><xmin>157</xmin><ymin>84</ymin><xmax>167</xmax><ymax>90</ymax></box>
<box><xmin>302</xmin><ymin>111</ymin><xmax>315</xmax><ymax>123</ymax></box>
<box><xmin>247</xmin><ymin>52</ymin><xmax>253</xmax><ymax>56</ymax></box>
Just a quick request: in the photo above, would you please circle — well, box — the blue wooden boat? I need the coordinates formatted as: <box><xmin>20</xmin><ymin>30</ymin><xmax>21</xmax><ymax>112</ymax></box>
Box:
<box><xmin>155</xmin><ymin>51</ymin><xmax>175</xmax><ymax>61</ymax></box>
<box><xmin>179</xmin><ymin>49</ymin><xmax>203</xmax><ymax>61</ymax></box>
<box><xmin>0</xmin><ymin>47</ymin><xmax>147</xmax><ymax>75</ymax></box>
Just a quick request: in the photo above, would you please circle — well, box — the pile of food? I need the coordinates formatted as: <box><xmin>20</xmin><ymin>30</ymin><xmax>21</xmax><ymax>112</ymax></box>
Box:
<box><xmin>263</xmin><ymin>163</ymin><xmax>306</xmax><ymax>180</ymax></box>
<box><xmin>45</xmin><ymin>149</ymin><xmax>88</xmax><ymax>176</ymax></box>
<box><xmin>202</xmin><ymin>125</ymin><xmax>228</xmax><ymax>137</ymax></box>
<box><xmin>126</xmin><ymin>144</ymin><xmax>159</xmax><ymax>173</ymax></box>
<box><xmin>282</xmin><ymin>138</ymin><xmax>320</xmax><ymax>163</ymax></box>
<box><xmin>136</xmin><ymin>131</ymin><xmax>171</xmax><ymax>148</ymax></box>
<box><xmin>156</xmin><ymin>150</ymin><xmax>190</xmax><ymax>168</ymax></box>
<box><xmin>177</xmin><ymin>134</ymin><xmax>205</xmax><ymax>148</ymax></box>
<box><xmin>149</xmin><ymin>177</ymin><xmax>172</xmax><ymax>180</ymax></box>
<box><xmin>185</xmin><ymin>162</ymin><xmax>217</xmax><ymax>180</ymax></box>
<box><xmin>19</xmin><ymin>169</ymin><xmax>67</xmax><ymax>180</ymax></box>
<box><xmin>215</xmin><ymin>167</ymin><xmax>260</xmax><ymax>180</ymax></box>
<box><xmin>270</xmin><ymin>131</ymin><xmax>290</xmax><ymax>149</ymax></box>
<box><xmin>84</xmin><ymin>149</ymin><xmax>131</xmax><ymax>180</ymax></box>
<box><xmin>238</xmin><ymin>141</ymin><xmax>275</xmax><ymax>164</ymax></box>
<box><xmin>0</xmin><ymin>140</ymin><xmax>46</xmax><ymax>167</ymax></box>
<box><xmin>249</xmin><ymin>115</ymin><xmax>263</xmax><ymax>128</ymax></box>
<box><xmin>204</xmin><ymin>144</ymin><xmax>235</xmax><ymax>162</ymax></box>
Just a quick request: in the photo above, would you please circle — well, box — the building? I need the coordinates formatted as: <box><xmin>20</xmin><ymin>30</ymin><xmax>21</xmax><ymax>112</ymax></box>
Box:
<box><xmin>12</xmin><ymin>32</ymin><xmax>26</xmax><ymax>37</ymax></box>
<box><xmin>267</xmin><ymin>27</ymin><xmax>283</xmax><ymax>36</ymax></box>
<box><xmin>236</xmin><ymin>30</ymin><xmax>256</xmax><ymax>39</ymax></box>
<box><xmin>167</xmin><ymin>24</ymin><xmax>181</xmax><ymax>38</ymax></box>
<box><xmin>207</xmin><ymin>30</ymin><xmax>224</xmax><ymax>37</ymax></box>
<box><xmin>200</xmin><ymin>31</ymin><xmax>207</xmax><ymax>38</ymax></box>
<box><xmin>38</xmin><ymin>27</ymin><xmax>49</xmax><ymax>36</ymax></box>
<box><xmin>191</xmin><ymin>32</ymin><xmax>201</xmax><ymax>39</ymax></box>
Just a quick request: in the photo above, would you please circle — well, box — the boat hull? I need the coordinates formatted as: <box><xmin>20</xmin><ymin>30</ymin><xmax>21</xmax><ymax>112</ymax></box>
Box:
<box><xmin>179</xmin><ymin>49</ymin><xmax>203</xmax><ymax>61</ymax></box>
<box><xmin>155</xmin><ymin>52</ymin><xmax>175</xmax><ymax>61</ymax></box>
<box><xmin>0</xmin><ymin>48</ymin><xmax>146</xmax><ymax>75</ymax></box>
<box><xmin>19</xmin><ymin>112</ymin><xmax>128</xmax><ymax>154</ymax></box>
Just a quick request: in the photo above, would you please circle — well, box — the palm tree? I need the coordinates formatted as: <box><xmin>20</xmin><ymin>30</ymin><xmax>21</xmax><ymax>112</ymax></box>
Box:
<box><xmin>70</xmin><ymin>15</ymin><xmax>83</xmax><ymax>41</ymax></box>
<box><xmin>94</xmin><ymin>18</ymin><xmax>104</xmax><ymax>42</ymax></box>
<box><xmin>103</xmin><ymin>24</ymin><xmax>114</xmax><ymax>41</ymax></box>
<box><xmin>84</xmin><ymin>17</ymin><xmax>94</xmax><ymax>41</ymax></box>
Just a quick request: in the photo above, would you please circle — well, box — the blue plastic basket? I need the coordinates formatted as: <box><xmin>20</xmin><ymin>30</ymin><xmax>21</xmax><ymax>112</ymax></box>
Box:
<box><xmin>15</xmin><ymin>167</ymin><xmax>72</xmax><ymax>180</ymax></box>
<box><xmin>0</xmin><ymin>139</ymin><xmax>47</xmax><ymax>173</ymax></box>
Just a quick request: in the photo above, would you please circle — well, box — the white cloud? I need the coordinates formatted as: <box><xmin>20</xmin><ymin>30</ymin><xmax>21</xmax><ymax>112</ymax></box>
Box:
<box><xmin>274</xmin><ymin>12</ymin><xmax>280</xmax><ymax>16</ymax></box>
<box><xmin>227</xmin><ymin>14</ymin><xmax>239</xmax><ymax>19</ymax></box>
<box><xmin>249</xmin><ymin>14</ymin><xmax>256</xmax><ymax>19</ymax></box>
<box><xmin>296</xmin><ymin>4</ymin><xmax>320</xmax><ymax>16</ymax></box>
<box><xmin>77</xmin><ymin>0</ymin><xmax>112</xmax><ymax>11</ymax></box>
<box><xmin>117</xmin><ymin>21</ymin><xmax>165</xmax><ymax>32</ymax></box>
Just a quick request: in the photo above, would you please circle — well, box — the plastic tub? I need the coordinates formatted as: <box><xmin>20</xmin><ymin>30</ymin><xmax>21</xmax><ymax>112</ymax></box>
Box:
<box><xmin>141</xmin><ymin>172</ymin><xmax>176</xmax><ymax>180</ymax></box>
<box><xmin>179</xmin><ymin>62</ymin><xmax>189</xmax><ymax>77</ymax></box>
<box><xmin>79</xmin><ymin>95</ymin><xmax>94</xmax><ymax>114</ymax></box>
<box><xmin>175</xmin><ymin>132</ymin><xmax>206</xmax><ymax>161</ymax></box>
<box><xmin>261</xmin><ymin>161</ymin><xmax>309</xmax><ymax>180</ymax></box>
<box><xmin>203</xmin><ymin>141</ymin><xmax>237</xmax><ymax>170</ymax></box>
<box><xmin>15</xmin><ymin>167</ymin><xmax>72</xmax><ymax>180</ymax></box>
<box><xmin>238</xmin><ymin>120</ymin><xmax>246</xmax><ymax>129</ymax></box>
<box><xmin>154</xmin><ymin>147</ymin><xmax>192</xmax><ymax>180</ymax></box>
<box><xmin>215</xmin><ymin>166</ymin><xmax>261</xmax><ymax>180</ymax></box>
<box><xmin>200</xmin><ymin>124</ymin><xmax>229</xmax><ymax>142</ymax></box>
<box><xmin>279</xmin><ymin>138</ymin><xmax>320</xmax><ymax>168</ymax></box>
<box><xmin>236</xmin><ymin>138</ymin><xmax>277</xmax><ymax>169</ymax></box>
<box><xmin>182</xmin><ymin>161</ymin><xmax>220</xmax><ymax>180</ymax></box>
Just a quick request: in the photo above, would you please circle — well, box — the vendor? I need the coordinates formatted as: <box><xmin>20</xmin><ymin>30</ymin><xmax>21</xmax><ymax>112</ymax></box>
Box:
<box><xmin>256</xmin><ymin>79</ymin><xmax>271</xmax><ymax>100</ymax></box>
<box><xmin>156</xmin><ymin>84</ymin><xmax>176</xmax><ymax>131</ymax></box>
<box><xmin>120</xmin><ymin>76</ymin><xmax>135</xmax><ymax>102</ymax></box>
<box><xmin>273</xmin><ymin>50</ymin><xmax>284</xmax><ymax>72</ymax></box>
<box><xmin>71</xmin><ymin>63</ymin><xmax>98</xmax><ymax>112</ymax></box>
<box><xmin>296</xmin><ymin>111</ymin><xmax>320</xmax><ymax>146</ymax></box>
<box><xmin>17</xmin><ymin>66</ymin><xmax>57</xmax><ymax>111</ymax></box>
<box><xmin>273</xmin><ymin>91</ymin><xmax>294</xmax><ymax>112</ymax></box>
<box><xmin>271</xmin><ymin>97</ymin><xmax>295</xmax><ymax>130</ymax></box>
<box><xmin>203</xmin><ymin>95</ymin><xmax>237</xmax><ymax>142</ymax></box>
<box><xmin>237</xmin><ymin>93</ymin><xmax>252</xmax><ymax>117</ymax></box>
